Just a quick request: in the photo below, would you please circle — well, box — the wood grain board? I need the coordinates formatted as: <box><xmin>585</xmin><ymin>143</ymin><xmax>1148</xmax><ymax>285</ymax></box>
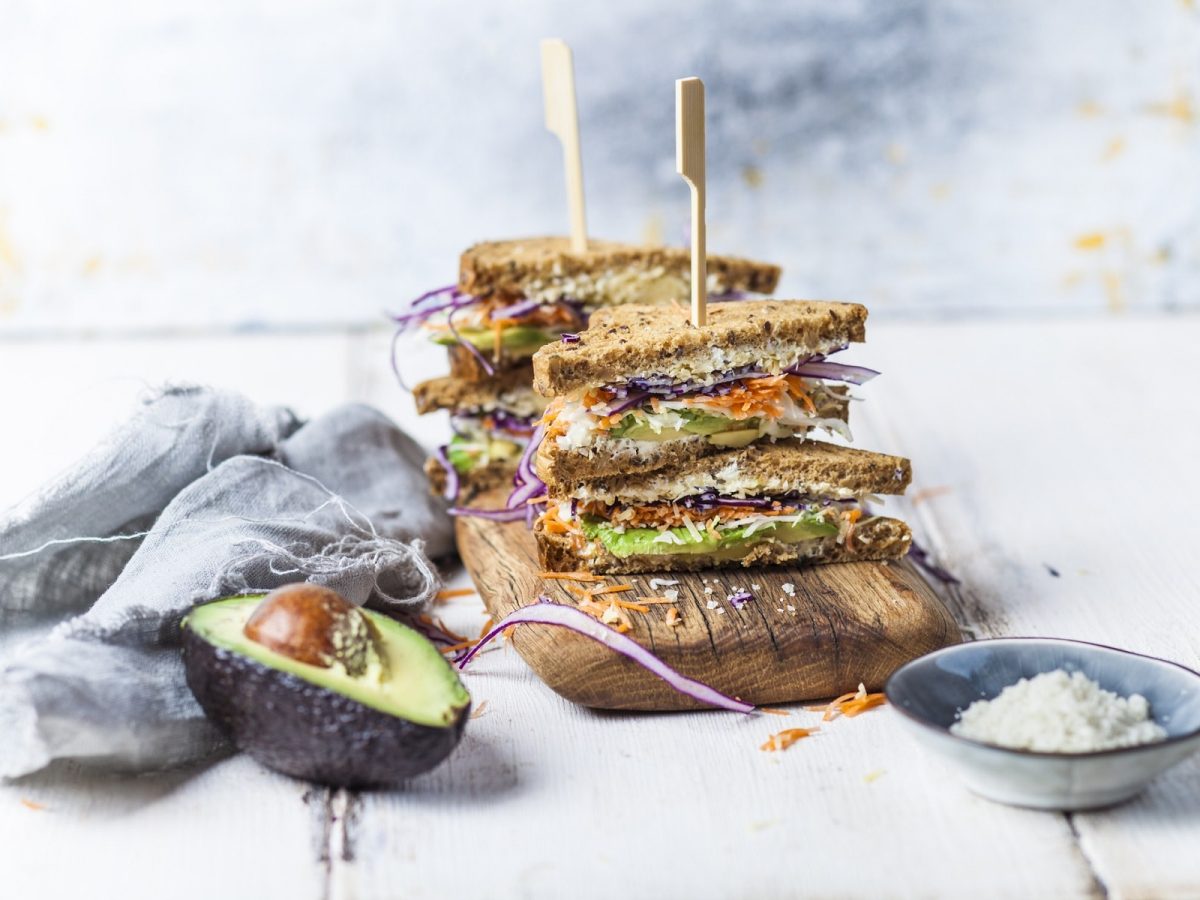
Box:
<box><xmin>455</xmin><ymin>507</ymin><xmax>960</xmax><ymax>710</ymax></box>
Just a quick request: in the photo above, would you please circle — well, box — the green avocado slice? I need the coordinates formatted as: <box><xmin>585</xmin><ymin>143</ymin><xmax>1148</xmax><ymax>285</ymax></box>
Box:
<box><xmin>447</xmin><ymin>433</ymin><xmax>521</xmax><ymax>474</ymax></box>
<box><xmin>581</xmin><ymin>515</ymin><xmax>839</xmax><ymax>559</ymax></box>
<box><xmin>609</xmin><ymin>410</ymin><xmax>761</xmax><ymax>441</ymax></box>
<box><xmin>431</xmin><ymin>324</ymin><xmax>556</xmax><ymax>353</ymax></box>
<box><xmin>183</xmin><ymin>595</ymin><xmax>470</xmax><ymax>728</ymax></box>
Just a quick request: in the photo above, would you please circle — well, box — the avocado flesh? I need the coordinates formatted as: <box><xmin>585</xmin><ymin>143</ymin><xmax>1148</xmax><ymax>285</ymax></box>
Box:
<box><xmin>447</xmin><ymin>433</ymin><xmax>521</xmax><ymax>474</ymax></box>
<box><xmin>432</xmin><ymin>324</ymin><xmax>555</xmax><ymax>353</ymax></box>
<box><xmin>610</xmin><ymin>411</ymin><xmax>761</xmax><ymax>442</ymax></box>
<box><xmin>582</xmin><ymin>516</ymin><xmax>839</xmax><ymax>559</ymax></box>
<box><xmin>184</xmin><ymin>595</ymin><xmax>469</xmax><ymax>728</ymax></box>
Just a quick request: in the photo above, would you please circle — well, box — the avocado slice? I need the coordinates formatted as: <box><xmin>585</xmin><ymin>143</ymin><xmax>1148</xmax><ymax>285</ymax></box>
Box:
<box><xmin>609</xmin><ymin>410</ymin><xmax>761</xmax><ymax>442</ymax></box>
<box><xmin>446</xmin><ymin>433</ymin><xmax>521</xmax><ymax>474</ymax></box>
<box><xmin>431</xmin><ymin>324</ymin><xmax>556</xmax><ymax>354</ymax></box>
<box><xmin>582</xmin><ymin>516</ymin><xmax>839</xmax><ymax>559</ymax></box>
<box><xmin>182</xmin><ymin>587</ymin><xmax>471</xmax><ymax>787</ymax></box>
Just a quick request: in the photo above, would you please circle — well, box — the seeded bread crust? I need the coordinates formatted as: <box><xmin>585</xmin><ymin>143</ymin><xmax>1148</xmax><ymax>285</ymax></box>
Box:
<box><xmin>459</xmin><ymin>237</ymin><xmax>781</xmax><ymax>300</ymax></box>
<box><xmin>535</xmin><ymin>515</ymin><xmax>912</xmax><ymax>574</ymax></box>
<box><xmin>539</xmin><ymin>437</ymin><xmax>911</xmax><ymax>501</ymax></box>
<box><xmin>537</xmin><ymin>392</ymin><xmax>850</xmax><ymax>485</ymax></box>
<box><xmin>424</xmin><ymin>456</ymin><xmax>514</xmax><ymax>502</ymax></box>
<box><xmin>532</xmin><ymin>300</ymin><xmax>867</xmax><ymax>396</ymax></box>
<box><xmin>447</xmin><ymin>344</ymin><xmax>537</xmax><ymax>382</ymax></box>
<box><xmin>413</xmin><ymin>366</ymin><xmax>538</xmax><ymax>414</ymax></box>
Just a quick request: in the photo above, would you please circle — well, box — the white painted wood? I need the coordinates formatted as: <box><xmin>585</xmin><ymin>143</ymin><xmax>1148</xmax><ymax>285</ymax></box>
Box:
<box><xmin>2</xmin><ymin>318</ymin><xmax>1199</xmax><ymax>898</ymax></box>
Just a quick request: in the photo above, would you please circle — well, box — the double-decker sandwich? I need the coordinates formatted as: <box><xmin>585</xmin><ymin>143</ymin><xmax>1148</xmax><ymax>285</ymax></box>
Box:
<box><xmin>393</xmin><ymin>237</ymin><xmax>781</xmax><ymax>380</ymax></box>
<box><xmin>413</xmin><ymin>367</ymin><xmax>548</xmax><ymax>502</ymax></box>
<box><xmin>534</xmin><ymin>439</ymin><xmax>912</xmax><ymax>574</ymax></box>
<box><xmin>528</xmin><ymin>301</ymin><xmax>877</xmax><ymax>485</ymax></box>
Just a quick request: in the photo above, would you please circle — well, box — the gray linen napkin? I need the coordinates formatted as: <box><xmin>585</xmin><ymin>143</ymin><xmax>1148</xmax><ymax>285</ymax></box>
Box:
<box><xmin>0</xmin><ymin>386</ymin><xmax>453</xmax><ymax>778</ymax></box>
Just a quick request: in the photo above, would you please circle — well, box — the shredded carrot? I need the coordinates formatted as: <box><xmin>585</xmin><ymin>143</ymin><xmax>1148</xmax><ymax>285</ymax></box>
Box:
<box><xmin>636</xmin><ymin>597</ymin><xmax>679</xmax><ymax>605</ymax></box>
<box><xmin>20</xmin><ymin>799</ymin><xmax>45</xmax><ymax>811</ymax></box>
<box><xmin>435</xmin><ymin>588</ymin><xmax>476</xmax><ymax>601</ymax></box>
<box><xmin>759</xmin><ymin>727</ymin><xmax>818</xmax><ymax>751</ymax></box>
<box><xmin>611</xmin><ymin>599</ymin><xmax>649</xmax><ymax>613</ymax></box>
<box><xmin>470</xmin><ymin>700</ymin><xmax>489</xmax><ymax>720</ymax></box>
<box><xmin>665</xmin><ymin>607</ymin><xmax>681</xmax><ymax>628</ymax></box>
<box><xmin>807</xmin><ymin>684</ymin><xmax>886</xmax><ymax>721</ymax></box>
<box><xmin>439</xmin><ymin>639</ymin><xmax>475</xmax><ymax>655</ymax></box>
<box><xmin>758</xmin><ymin>707</ymin><xmax>792</xmax><ymax>717</ymax></box>
<box><xmin>539</xmin><ymin>571</ymin><xmax>606</xmax><ymax>582</ymax></box>
<box><xmin>587</xmin><ymin>584</ymin><xmax>633</xmax><ymax>596</ymax></box>
<box><xmin>502</xmin><ymin>625</ymin><xmax>516</xmax><ymax>640</ymax></box>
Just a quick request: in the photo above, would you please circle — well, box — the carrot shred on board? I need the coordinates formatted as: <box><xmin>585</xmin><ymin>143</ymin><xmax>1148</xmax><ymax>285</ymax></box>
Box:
<box><xmin>636</xmin><ymin>597</ymin><xmax>679</xmax><ymax>605</ymax></box>
<box><xmin>613</xmin><ymin>599</ymin><xmax>650</xmax><ymax>613</ymax></box>
<box><xmin>439</xmin><ymin>639</ymin><xmax>475</xmax><ymax>655</ymax></box>
<box><xmin>758</xmin><ymin>707</ymin><xmax>792</xmax><ymax>717</ymax></box>
<box><xmin>759</xmin><ymin>727</ymin><xmax>818</xmax><ymax>751</ymax></box>
<box><xmin>435</xmin><ymin>588</ymin><xmax>477</xmax><ymax>601</ymax></box>
<box><xmin>587</xmin><ymin>584</ymin><xmax>633</xmax><ymax>597</ymax></box>
<box><xmin>665</xmin><ymin>607</ymin><xmax>681</xmax><ymax>628</ymax></box>
<box><xmin>20</xmin><ymin>799</ymin><xmax>45</xmax><ymax>811</ymax></box>
<box><xmin>539</xmin><ymin>571</ymin><xmax>605</xmax><ymax>582</ymax></box>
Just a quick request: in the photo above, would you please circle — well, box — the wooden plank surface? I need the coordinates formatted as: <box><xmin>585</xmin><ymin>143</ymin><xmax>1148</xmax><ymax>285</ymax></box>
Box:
<box><xmin>455</xmin><ymin>507</ymin><xmax>958</xmax><ymax>710</ymax></box>
<box><xmin>0</xmin><ymin>318</ymin><xmax>1198</xmax><ymax>898</ymax></box>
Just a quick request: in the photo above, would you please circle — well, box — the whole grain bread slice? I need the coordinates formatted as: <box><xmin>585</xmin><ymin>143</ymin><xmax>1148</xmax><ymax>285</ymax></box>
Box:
<box><xmin>532</xmin><ymin>300</ymin><xmax>867</xmax><ymax>396</ymax></box>
<box><xmin>541</xmin><ymin>437</ymin><xmax>910</xmax><ymax>503</ymax></box>
<box><xmin>424</xmin><ymin>456</ymin><xmax>515</xmax><ymax>502</ymax></box>
<box><xmin>536</xmin><ymin>391</ymin><xmax>850</xmax><ymax>485</ymax></box>
<box><xmin>535</xmin><ymin>515</ymin><xmax>912</xmax><ymax>575</ymax></box>
<box><xmin>412</xmin><ymin>366</ymin><xmax>538</xmax><ymax>414</ymax></box>
<box><xmin>459</xmin><ymin>237</ymin><xmax>780</xmax><ymax>300</ymax></box>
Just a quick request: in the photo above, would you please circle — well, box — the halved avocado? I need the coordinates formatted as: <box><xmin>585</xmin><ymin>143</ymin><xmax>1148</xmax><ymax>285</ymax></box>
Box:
<box><xmin>182</xmin><ymin>586</ymin><xmax>471</xmax><ymax>788</ymax></box>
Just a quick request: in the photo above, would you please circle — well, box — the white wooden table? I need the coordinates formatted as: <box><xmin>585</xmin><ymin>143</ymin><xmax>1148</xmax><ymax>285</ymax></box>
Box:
<box><xmin>1</xmin><ymin>316</ymin><xmax>1198</xmax><ymax>899</ymax></box>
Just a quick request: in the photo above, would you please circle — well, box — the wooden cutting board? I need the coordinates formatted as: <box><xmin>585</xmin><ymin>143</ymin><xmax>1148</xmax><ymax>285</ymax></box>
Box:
<box><xmin>455</xmin><ymin>512</ymin><xmax>960</xmax><ymax>711</ymax></box>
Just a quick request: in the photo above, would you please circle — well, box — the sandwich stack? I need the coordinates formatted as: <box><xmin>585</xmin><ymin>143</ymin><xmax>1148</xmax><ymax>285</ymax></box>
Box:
<box><xmin>397</xmin><ymin>237</ymin><xmax>781</xmax><ymax>503</ymax></box>
<box><xmin>524</xmin><ymin>300</ymin><xmax>915</xmax><ymax>574</ymax></box>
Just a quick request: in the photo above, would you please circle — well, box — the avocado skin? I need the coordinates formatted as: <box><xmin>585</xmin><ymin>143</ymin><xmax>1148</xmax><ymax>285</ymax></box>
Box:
<box><xmin>182</xmin><ymin>628</ymin><xmax>469</xmax><ymax>788</ymax></box>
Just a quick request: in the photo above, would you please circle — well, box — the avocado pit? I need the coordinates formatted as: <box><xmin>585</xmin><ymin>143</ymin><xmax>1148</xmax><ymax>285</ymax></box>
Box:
<box><xmin>243</xmin><ymin>583</ymin><xmax>374</xmax><ymax>676</ymax></box>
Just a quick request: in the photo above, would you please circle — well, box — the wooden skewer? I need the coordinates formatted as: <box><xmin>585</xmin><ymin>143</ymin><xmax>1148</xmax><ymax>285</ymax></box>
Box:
<box><xmin>541</xmin><ymin>38</ymin><xmax>588</xmax><ymax>253</ymax></box>
<box><xmin>676</xmin><ymin>76</ymin><xmax>706</xmax><ymax>328</ymax></box>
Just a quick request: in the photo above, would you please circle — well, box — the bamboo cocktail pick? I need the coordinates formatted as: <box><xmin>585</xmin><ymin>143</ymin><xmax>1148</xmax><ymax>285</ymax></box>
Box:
<box><xmin>541</xmin><ymin>38</ymin><xmax>588</xmax><ymax>253</ymax></box>
<box><xmin>676</xmin><ymin>76</ymin><xmax>706</xmax><ymax>328</ymax></box>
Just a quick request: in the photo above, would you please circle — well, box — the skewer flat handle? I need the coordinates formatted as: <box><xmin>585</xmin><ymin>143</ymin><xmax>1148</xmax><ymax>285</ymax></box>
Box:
<box><xmin>542</xmin><ymin>39</ymin><xmax>588</xmax><ymax>253</ymax></box>
<box><xmin>676</xmin><ymin>77</ymin><xmax>706</xmax><ymax>327</ymax></box>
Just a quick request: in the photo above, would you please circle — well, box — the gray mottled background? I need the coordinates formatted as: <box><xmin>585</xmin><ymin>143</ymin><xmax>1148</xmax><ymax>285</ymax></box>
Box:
<box><xmin>0</xmin><ymin>0</ymin><xmax>1197</xmax><ymax>333</ymax></box>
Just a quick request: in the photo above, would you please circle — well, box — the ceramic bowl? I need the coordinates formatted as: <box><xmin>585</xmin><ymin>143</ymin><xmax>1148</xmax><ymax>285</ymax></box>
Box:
<box><xmin>885</xmin><ymin>638</ymin><xmax>1200</xmax><ymax>810</ymax></box>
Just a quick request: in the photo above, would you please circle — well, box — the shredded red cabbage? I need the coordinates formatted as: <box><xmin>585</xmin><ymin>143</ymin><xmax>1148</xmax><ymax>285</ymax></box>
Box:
<box><xmin>908</xmin><ymin>540</ymin><xmax>961</xmax><ymax>585</ymax></box>
<box><xmin>457</xmin><ymin>597</ymin><xmax>755</xmax><ymax>713</ymax></box>
<box><xmin>490</xmin><ymin>298</ymin><xmax>542</xmax><ymax>320</ymax></box>
<box><xmin>785</xmin><ymin>359</ymin><xmax>879</xmax><ymax>385</ymax></box>
<box><xmin>447</xmin><ymin>304</ymin><xmax>496</xmax><ymax>377</ymax></box>
<box><xmin>432</xmin><ymin>444</ymin><xmax>459</xmax><ymax>502</ymax></box>
<box><xmin>729</xmin><ymin>590</ymin><xmax>754</xmax><ymax>609</ymax></box>
<box><xmin>560</xmin><ymin>332</ymin><xmax>581</xmax><ymax>344</ymax></box>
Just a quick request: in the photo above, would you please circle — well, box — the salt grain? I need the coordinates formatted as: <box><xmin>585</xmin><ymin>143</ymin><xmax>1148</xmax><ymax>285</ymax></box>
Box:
<box><xmin>951</xmin><ymin>669</ymin><xmax>1167</xmax><ymax>753</ymax></box>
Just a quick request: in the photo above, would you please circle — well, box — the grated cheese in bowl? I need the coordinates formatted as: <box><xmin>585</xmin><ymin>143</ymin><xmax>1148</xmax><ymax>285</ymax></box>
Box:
<box><xmin>950</xmin><ymin>669</ymin><xmax>1168</xmax><ymax>753</ymax></box>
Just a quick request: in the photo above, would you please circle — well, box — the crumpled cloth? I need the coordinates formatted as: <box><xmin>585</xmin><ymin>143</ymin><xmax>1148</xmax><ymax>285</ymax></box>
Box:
<box><xmin>0</xmin><ymin>386</ymin><xmax>453</xmax><ymax>778</ymax></box>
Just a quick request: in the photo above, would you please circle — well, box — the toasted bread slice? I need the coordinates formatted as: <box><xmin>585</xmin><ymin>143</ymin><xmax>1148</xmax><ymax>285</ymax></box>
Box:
<box><xmin>424</xmin><ymin>456</ymin><xmax>514</xmax><ymax>503</ymax></box>
<box><xmin>459</xmin><ymin>237</ymin><xmax>780</xmax><ymax>303</ymax></box>
<box><xmin>532</xmin><ymin>300</ymin><xmax>867</xmax><ymax>397</ymax></box>
<box><xmin>541</xmin><ymin>437</ymin><xmax>910</xmax><ymax>504</ymax></box>
<box><xmin>412</xmin><ymin>366</ymin><xmax>541</xmax><ymax>415</ymax></box>
<box><xmin>535</xmin><ymin>515</ymin><xmax>912</xmax><ymax>574</ymax></box>
<box><xmin>536</xmin><ymin>391</ymin><xmax>850</xmax><ymax>485</ymax></box>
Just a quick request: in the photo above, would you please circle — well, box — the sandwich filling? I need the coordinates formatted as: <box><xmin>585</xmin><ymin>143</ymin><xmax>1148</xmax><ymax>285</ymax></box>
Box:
<box><xmin>436</xmin><ymin>384</ymin><xmax>548</xmax><ymax>488</ymax></box>
<box><xmin>393</xmin><ymin>277</ymin><xmax>752</xmax><ymax>372</ymax></box>
<box><xmin>537</xmin><ymin>490</ymin><xmax>880</xmax><ymax>559</ymax></box>
<box><xmin>544</xmin><ymin>356</ymin><xmax>874</xmax><ymax>453</ymax></box>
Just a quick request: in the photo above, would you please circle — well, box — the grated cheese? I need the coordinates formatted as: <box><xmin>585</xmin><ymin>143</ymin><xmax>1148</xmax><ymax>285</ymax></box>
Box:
<box><xmin>950</xmin><ymin>669</ymin><xmax>1168</xmax><ymax>753</ymax></box>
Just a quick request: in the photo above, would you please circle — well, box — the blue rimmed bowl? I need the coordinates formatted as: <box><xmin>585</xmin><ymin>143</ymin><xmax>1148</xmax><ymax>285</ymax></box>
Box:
<box><xmin>885</xmin><ymin>638</ymin><xmax>1200</xmax><ymax>810</ymax></box>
